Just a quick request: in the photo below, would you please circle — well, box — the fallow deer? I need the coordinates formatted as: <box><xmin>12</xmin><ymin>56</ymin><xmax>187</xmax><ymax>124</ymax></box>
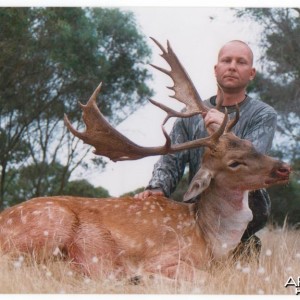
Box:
<box><xmin>0</xmin><ymin>38</ymin><xmax>290</xmax><ymax>280</ymax></box>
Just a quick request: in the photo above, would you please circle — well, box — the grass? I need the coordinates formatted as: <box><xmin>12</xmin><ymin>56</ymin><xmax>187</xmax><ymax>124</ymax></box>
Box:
<box><xmin>0</xmin><ymin>225</ymin><xmax>299</xmax><ymax>294</ymax></box>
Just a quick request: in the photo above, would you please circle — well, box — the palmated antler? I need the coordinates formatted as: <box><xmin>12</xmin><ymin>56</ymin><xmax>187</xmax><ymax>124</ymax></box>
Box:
<box><xmin>149</xmin><ymin>37</ymin><xmax>208</xmax><ymax>125</ymax></box>
<box><xmin>149</xmin><ymin>38</ymin><xmax>239</xmax><ymax>131</ymax></box>
<box><xmin>64</xmin><ymin>83</ymin><xmax>228</xmax><ymax>161</ymax></box>
<box><xmin>64</xmin><ymin>38</ymin><xmax>233</xmax><ymax>162</ymax></box>
<box><xmin>64</xmin><ymin>83</ymin><xmax>169</xmax><ymax>161</ymax></box>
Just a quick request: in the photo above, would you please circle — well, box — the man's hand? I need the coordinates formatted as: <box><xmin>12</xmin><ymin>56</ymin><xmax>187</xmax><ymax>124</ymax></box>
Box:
<box><xmin>204</xmin><ymin>108</ymin><xmax>225</xmax><ymax>135</ymax></box>
<box><xmin>134</xmin><ymin>189</ymin><xmax>165</xmax><ymax>200</ymax></box>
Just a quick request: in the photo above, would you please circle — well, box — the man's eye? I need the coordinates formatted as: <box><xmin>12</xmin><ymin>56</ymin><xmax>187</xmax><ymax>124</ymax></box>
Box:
<box><xmin>228</xmin><ymin>161</ymin><xmax>241</xmax><ymax>168</ymax></box>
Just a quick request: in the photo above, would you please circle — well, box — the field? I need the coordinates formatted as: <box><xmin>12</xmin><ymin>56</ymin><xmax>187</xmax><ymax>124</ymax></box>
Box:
<box><xmin>0</xmin><ymin>225</ymin><xmax>299</xmax><ymax>295</ymax></box>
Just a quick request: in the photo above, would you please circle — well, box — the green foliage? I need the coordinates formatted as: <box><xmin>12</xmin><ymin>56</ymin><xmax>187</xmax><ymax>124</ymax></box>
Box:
<box><xmin>0</xmin><ymin>7</ymin><xmax>153</xmax><ymax>208</ymax></box>
<box><xmin>234</xmin><ymin>8</ymin><xmax>300</xmax><ymax>162</ymax></box>
<box><xmin>5</xmin><ymin>162</ymin><xmax>110</xmax><ymax>207</ymax></box>
<box><xmin>121</xmin><ymin>187</ymin><xmax>145</xmax><ymax>197</ymax></box>
<box><xmin>5</xmin><ymin>162</ymin><xmax>70</xmax><ymax>206</ymax></box>
<box><xmin>268</xmin><ymin>178</ymin><xmax>300</xmax><ymax>228</ymax></box>
<box><xmin>64</xmin><ymin>179</ymin><xmax>110</xmax><ymax>198</ymax></box>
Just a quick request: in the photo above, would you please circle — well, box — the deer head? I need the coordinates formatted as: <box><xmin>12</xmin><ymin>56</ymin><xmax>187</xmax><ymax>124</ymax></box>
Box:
<box><xmin>184</xmin><ymin>133</ymin><xmax>290</xmax><ymax>201</ymax></box>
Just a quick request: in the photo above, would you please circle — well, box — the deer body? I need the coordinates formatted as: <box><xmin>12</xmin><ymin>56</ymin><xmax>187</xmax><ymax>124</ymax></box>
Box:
<box><xmin>0</xmin><ymin>192</ymin><xmax>248</xmax><ymax>278</ymax></box>
<box><xmin>0</xmin><ymin>195</ymin><xmax>208</xmax><ymax>278</ymax></box>
<box><xmin>0</xmin><ymin>133</ymin><xmax>290</xmax><ymax>278</ymax></box>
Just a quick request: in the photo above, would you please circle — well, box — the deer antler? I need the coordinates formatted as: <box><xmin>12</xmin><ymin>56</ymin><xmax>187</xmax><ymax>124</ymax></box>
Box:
<box><xmin>64</xmin><ymin>83</ymin><xmax>228</xmax><ymax>161</ymax></box>
<box><xmin>64</xmin><ymin>39</ymin><xmax>230</xmax><ymax>162</ymax></box>
<box><xmin>64</xmin><ymin>83</ymin><xmax>171</xmax><ymax>161</ymax></box>
<box><xmin>149</xmin><ymin>37</ymin><xmax>208</xmax><ymax>125</ymax></box>
<box><xmin>216</xmin><ymin>84</ymin><xmax>240</xmax><ymax>133</ymax></box>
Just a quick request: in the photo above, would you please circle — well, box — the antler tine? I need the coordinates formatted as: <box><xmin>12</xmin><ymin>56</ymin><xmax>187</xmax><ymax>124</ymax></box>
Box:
<box><xmin>225</xmin><ymin>104</ymin><xmax>240</xmax><ymax>133</ymax></box>
<box><xmin>87</xmin><ymin>81</ymin><xmax>102</xmax><ymax>105</ymax></box>
<box><xmin>214</xmin><ymin>108</ymin><xmax>229</xmax><ymax>142</ymax></box>
<box><xmin>149</xmin><ymin>37</ymin><xmax>208</xmax><ymax>119</ymax></box>
<box><xmin>64</xmin><ymin>82</ymin><xmax>103</xmax><ymax>138</ymax></box>
<box><xmin>216</xmin><ymin>84</ymin><xmax>224</xmax><ymax>110</ymax></box>
<box><xmin>215</xmin><ymin>83</ymin><xmax>240</xmax><ymax>132</ymax></box>
<box><xmin>149</xmin><ymin>98</ymin><xmax>201</xmax><ymax>126</ymax></box>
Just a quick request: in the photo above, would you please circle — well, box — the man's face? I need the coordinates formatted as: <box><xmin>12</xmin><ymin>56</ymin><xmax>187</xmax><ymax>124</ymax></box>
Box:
<box><xmin>214</xmin><ymin>42</ymin><xmax>256</xmax><ymax>93</ymax></box>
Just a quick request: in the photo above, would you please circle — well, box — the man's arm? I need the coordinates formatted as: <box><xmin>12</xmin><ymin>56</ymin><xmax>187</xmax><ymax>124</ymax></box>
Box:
<box><xmin>242</xmin><ymin>109</ymin><xmax>277</xmax><ymax>154</ymax></box>
<box><xmin>135</xmin><ymin>117</ymin><xmax>191</xmax><ymax>199</ymax></box>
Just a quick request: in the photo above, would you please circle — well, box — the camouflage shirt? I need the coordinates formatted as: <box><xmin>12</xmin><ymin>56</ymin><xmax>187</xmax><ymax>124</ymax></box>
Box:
<box><xmin>147</xmin><ymin>95</ymin><xmax>277</xmax><ymax>197</ymax></box>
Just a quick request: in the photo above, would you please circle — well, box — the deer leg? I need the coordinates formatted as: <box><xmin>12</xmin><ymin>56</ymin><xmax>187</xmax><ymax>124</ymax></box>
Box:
<box><xmin>145</xmin><ymin>258</ymin><xmax>208</xmax><ymax>281</ymax></box>
<box><xmin>0</xmin><ymin>203</ymin><xmax>77</xmax><ymax>261</ymax></box>
<box><xmin>163</xmin><ymin>262</ymin><xmax>209</xmax><ymax>281</ymax></box>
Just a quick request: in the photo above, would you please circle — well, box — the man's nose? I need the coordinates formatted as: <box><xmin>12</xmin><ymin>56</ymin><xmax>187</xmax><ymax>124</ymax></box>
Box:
<box><xmin>228</xmin><ymin>61</ymin><xmax>237</xmax><ymax>70</ymax></box>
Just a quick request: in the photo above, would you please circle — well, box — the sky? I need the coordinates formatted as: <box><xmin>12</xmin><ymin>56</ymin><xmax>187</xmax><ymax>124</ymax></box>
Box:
<box><xmin>76</xmin><ymin>6</ymin><xmax>265</xmax><ymax>197</ymax></box>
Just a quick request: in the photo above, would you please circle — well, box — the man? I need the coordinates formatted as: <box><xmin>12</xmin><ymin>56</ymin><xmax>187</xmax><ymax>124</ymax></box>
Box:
<box><xmin>135</xmin><ymin>40</ymin><xmax>277</xmax><ymax>259</ymax></box>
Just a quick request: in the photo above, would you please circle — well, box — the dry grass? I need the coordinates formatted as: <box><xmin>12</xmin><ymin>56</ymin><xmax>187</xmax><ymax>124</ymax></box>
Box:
<box><xmin>0</xmin><ymin>226</ymin><xmax>299</xmax><ymax>295</ymax></box>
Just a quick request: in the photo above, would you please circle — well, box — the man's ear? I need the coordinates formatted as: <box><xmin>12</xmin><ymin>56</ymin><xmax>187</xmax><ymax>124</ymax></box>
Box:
<box><xmin>250</xmin><ymin>67</ymin><xmax>256</xmax><ymax>80</ymax></box>
<box><xmin>183</xmin><ymin>168</ymin><xmax>213</xmax><ymax>202</ymax></box>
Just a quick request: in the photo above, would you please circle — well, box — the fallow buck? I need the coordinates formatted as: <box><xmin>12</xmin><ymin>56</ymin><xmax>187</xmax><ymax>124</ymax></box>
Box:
<box><xmin>0</xmin><ymin>38</ymin><xmax>290</xmax><ymax>280</ymax></box>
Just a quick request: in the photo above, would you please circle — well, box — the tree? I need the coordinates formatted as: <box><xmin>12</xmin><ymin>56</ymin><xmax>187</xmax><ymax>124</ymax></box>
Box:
<box><xmin>234</xmin><ymin>8</ymin><xmax>300</xmax><ymax>161</ymax></box>
<box><xmin>5</xmin><ymin>162</ymin><xmax>70</xmax><ymax>206</ymax></box>
<box><xmin>121</xmin><ymin>187</ymin><xmax>145</xmax><ymax>198</ymax></box>
<box><xmin>64</xmin><ymin>179</ymin><xmax>110</xmax><ymax>198</ymax></box>
<box><xmin>268</xmin><ymin>178</ymin><xmax>300</xmax><ymax>228</ymax></box>
<box><xmin>5</xmin><ymin>162</ymin><xmax>110</xmax><ymax>207</ymax></box>
<box><xmin>0</xmin><ymin>7</ymin><xmax>153</xmax><ymax>209</ymax></box>
<box><xmin>234</xmin><ymin>8</ymin><xmax>300</xmax><ymax>226</ymax></box>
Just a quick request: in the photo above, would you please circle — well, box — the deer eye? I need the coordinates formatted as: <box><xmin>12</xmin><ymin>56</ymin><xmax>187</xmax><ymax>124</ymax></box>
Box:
<box><xmin>228</xmin><ymin>161</ymin><xmax>241</xmax><ymax>168</ymax></box>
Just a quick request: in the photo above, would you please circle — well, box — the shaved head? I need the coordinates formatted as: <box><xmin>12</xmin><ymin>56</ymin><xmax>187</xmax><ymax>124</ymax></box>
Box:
<box><xmin>218</xmin><ymin>40</ymin><xmax>254</xmax><ymax>66</ymax></box>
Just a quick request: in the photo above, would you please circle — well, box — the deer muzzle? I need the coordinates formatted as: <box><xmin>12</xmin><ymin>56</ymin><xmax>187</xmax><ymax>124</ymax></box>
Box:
<box><xmin>266</xmin><ymin>161</ymin><xmax>291</xmax><ymax>185</ymax></box>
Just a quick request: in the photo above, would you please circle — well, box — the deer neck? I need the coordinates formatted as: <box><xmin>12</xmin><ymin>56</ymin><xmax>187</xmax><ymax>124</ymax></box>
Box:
<box><xmin>195</xmin><ymin>184</ymin><xmax>253</xmax><ymax>259</ymax></box>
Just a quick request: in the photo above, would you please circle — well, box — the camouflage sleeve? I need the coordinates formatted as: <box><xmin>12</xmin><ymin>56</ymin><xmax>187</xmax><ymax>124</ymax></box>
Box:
<box><xmin>241</xmin><ymin>107</ymin><xmax>277</xmax><ymax>155</ymax></box>
<box><xmin>146</xmin><ymin>117</ymin><xmax>190</xmax><ymax>197</ymax></box>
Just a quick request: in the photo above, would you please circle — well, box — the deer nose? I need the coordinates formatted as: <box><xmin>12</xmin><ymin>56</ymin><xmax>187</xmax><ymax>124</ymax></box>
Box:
<box><xmin>275</xmin><ymin>163</ymin><xmax>291</xmax><ymax>178</ymax></box>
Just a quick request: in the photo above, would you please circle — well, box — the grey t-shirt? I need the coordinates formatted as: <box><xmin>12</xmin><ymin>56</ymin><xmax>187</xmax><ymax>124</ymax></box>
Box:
<box><xmin>147</xmin><ymin>95</ymin><xmax>277</xmax><ymax>197</ymax></box>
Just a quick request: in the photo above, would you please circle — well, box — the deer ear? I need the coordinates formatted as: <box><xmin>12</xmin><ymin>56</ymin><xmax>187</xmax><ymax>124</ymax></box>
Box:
<box><xmin>183</xmin><ymin>168</ymin><xmax>213</xmax><ymax>202</ymax></box>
